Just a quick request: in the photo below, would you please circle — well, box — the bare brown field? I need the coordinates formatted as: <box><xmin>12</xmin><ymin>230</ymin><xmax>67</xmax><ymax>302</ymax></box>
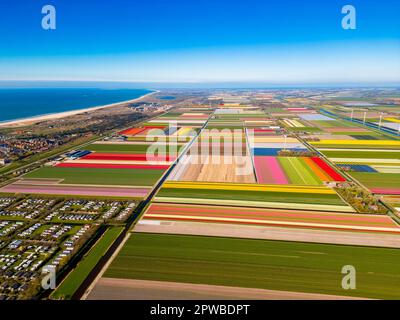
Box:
<box><xmin>87</xmin><ymin>278</ymin><xmax>366</xmax><ymax>300</ymax></box>
<box><xmin>134</xmin><ymin>219</ymin><xmax>400</xmax><ymax>248</ymax></box>
<box><xmin>176</xmin><ymin>155</ymin><xmax>256</xmax><ymax>183</ymax></box>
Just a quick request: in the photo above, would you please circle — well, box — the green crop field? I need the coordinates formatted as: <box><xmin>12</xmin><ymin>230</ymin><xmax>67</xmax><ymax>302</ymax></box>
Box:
<box><xmin>312</xmin><ymin>120</ymin><xmax>354</xmax><ymax>128</ymax></box>
<box><xmin>104</xmin><ymin>233</ymin><xmax>400</xmax><ymax>299</ymax></box>
<box><xmin>350</xmin><ymin>172</ymin><xmax>400</xmax><ymax>188</ymax></box>
<box><xmin>286</xmin><ymin>126</ymin><xmax>323</xmax><ymax>132</ymax></box>
<box><xmin>84</xmin><ymin>143</ymin><xmax>184</xmax><ymax>154</ymax></box>
<box><xmin>156</xmin><ymin>187</ymin><xmax>345</xmax><ymax>206</ymax></box>
<box><xmin>331</xmin><ymin>132</ymin><xmax>384</xmax><ymax>136</ymax></box>
<box><xmin>278</xmin><ymin>157</ymin><xmax>322</xmax><ymax>185</ymax></box>
<box><xmin>52</xmin><ymin>226</ymin><xmax>123</xmax><ymax>300</ymax></box>
<box><xmin>205</xmin><ymin>125</ymin><xmax>246</xmax><ymax>130</ymax></box>
<box><xmin>24</xmin><ymin>166</ymin><xmax>164</xmax><ymax>186</ymax></box>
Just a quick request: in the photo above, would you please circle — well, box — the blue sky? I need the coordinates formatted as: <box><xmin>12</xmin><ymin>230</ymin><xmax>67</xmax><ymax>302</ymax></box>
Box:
<box><xmin>0</xmin><ymin>0</ymin><xmax>399</xmax><ymax>84</ymax></box>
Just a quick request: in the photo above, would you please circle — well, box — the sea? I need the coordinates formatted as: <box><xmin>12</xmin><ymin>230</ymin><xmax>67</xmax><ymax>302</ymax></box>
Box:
<box><xmin>0</xmin><ymin>88</ymin><xmax>153</xmax><ymax>123</ymax></box>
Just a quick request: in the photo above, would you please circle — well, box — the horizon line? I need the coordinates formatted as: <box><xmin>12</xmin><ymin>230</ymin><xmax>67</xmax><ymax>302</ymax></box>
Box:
<box><xmin>0</xmin><ymin>79</ymin><xmax>399</xmax><ymax>89</ymax></box>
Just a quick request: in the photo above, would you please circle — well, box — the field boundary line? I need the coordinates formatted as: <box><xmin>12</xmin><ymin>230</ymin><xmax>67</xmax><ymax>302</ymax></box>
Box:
<box><xmin>81</xmin><ymin>232</ymin><xmax>132</xmax><ymax>300</ymax></box>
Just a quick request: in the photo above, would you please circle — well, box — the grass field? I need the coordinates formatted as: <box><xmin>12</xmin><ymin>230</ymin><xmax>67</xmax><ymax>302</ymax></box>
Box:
<box><xmin>52</xmin><ymin>226</ymin><xmax>123</xmax><ymax>299</ymax></box>
<box><xmin>24</xmin><ymin>166</ymin><xmax>164</xmax><ymax>186</ymax></box>
<box><xmin>104</xmin><ymin>233</ymin><xmax>400</xmax><ymax>299</ymax></box>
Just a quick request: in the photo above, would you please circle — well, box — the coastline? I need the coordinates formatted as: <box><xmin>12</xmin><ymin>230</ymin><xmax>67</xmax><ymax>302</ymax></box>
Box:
<box><xmin>0</xmin><ymin>90</ymin><xmax>158</xmax><ymax>128</ymax></box>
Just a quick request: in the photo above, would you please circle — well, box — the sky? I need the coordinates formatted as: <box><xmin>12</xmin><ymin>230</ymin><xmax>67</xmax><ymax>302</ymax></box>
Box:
<box><xmin>0</xmin><ymin>0</ymin><xmax>399</xmax><ymax>85</ymax></box>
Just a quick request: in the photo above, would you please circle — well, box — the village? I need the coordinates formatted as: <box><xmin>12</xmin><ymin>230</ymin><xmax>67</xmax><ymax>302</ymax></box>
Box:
<box><xmin>0</xmin><ymin>195</ymin><xmax>136</xmax><ymax>299</ymax></box>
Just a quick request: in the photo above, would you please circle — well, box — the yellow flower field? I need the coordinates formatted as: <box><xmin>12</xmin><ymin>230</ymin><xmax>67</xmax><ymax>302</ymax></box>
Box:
<box><xmin>385</xmin><ymin>118</ymin><xmax>400</xmax><ymax>123</ymax></box>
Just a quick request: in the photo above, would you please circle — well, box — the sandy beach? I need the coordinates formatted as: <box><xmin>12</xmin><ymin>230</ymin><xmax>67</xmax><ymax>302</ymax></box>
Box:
<box><xmin>0</xmin><ymin>90</ymin><xmax>158</xmax><ymax>128</ymax></box>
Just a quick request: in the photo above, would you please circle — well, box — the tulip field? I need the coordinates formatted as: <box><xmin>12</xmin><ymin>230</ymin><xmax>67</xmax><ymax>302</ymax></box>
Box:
<box><xmin>79</xmin><ymin>91</ymin><xmax>400</xmax><ymax>300</ymax></box>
